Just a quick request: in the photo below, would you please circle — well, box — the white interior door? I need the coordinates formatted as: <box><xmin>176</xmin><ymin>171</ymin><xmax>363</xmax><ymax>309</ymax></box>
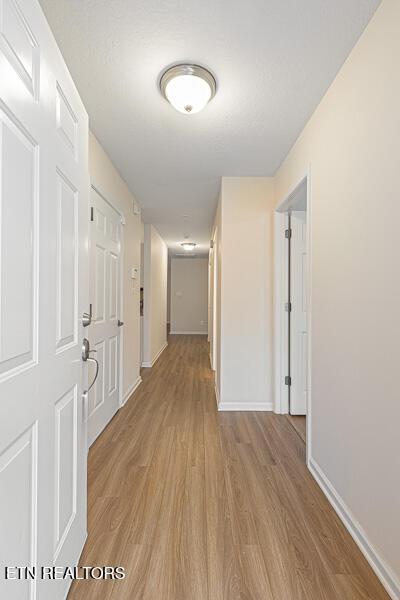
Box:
<box><xmin>88</xmin><ymin>188</ymin><xmax>121</xmax><ymax>446</ymax></box>
<box><xmin>290</xmin><ymin>210</ymin><xmax>308</xmax><ymax>415</ymax></box>
<box><xmin>0</xmin><ymin>1</ymin><xmax>89</xmax><ymax>598</ymax></box>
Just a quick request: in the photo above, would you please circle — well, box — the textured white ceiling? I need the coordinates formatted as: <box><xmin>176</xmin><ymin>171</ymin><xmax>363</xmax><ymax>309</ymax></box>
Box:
<box><xmin>40</xmin><ymin>0</ymin><xmax>380</xmax><ymax>255</ymax></box>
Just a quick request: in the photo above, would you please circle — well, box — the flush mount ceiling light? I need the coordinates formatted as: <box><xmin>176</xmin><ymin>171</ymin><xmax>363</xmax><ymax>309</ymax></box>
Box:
<box><xmin>160</xmin><ymin>64</ymin><xmax>216</xmax><ymax>114</ymax></box>
<box><xmin>181</xmin><ymin>242</ymin><xmax>197</xmax><ymax>251</ymax></box>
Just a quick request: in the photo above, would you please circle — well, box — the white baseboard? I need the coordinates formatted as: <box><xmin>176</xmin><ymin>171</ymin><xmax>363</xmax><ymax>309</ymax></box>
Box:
<box><xmin>141</xmin><ymin>341</ymin><xmax>168</xmax><ymax>368</ymax></box>
<box><xmin>169</xmin><ymin>330</ymin><xmax>207</xmax><ymax>335</ymax></box>
<box><xmin>218</xmin><ymin>402</ymin><xmax>274</xmax><ymax>412</ymax></box>
<box><xmin>309</xmin><ymin>457</ymin><xmax>400</xmax><ymax>600</ymax></box>
<box><xmin>121</xmin><ymin>376</ymin><xmax>142</xmax><ymax>407</ymax></box>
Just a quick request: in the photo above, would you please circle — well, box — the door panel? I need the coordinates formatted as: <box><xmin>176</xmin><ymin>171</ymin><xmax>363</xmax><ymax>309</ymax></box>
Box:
<box><xmin>56</xmin><ymin>82</ymin><xmax>77</xmax><ymax>156</ymax></box>
<box><xmin>109</xmin><ymin>252</ymin><xmax>118</xmax><ymax>319</ymax></box>
<box><xmin>0</xmin><ymin>0</ymin><xmax>40</xmax><ymax>97</ymax></box>
<box><xmin>54</xmin><ymin>386</ymin><xmax>77</xmax><ymax>560</ymax></box>
<box><xmin>88</xmin><ymin>188</ymin><xmax>121</xmax><ymax>446</ymax></box>
<box><xmin>0</xmin><ymin>110</ymin><xmax>37</xmax><ymax>376</ymax></box>
<box><xmin>0</xmin><ymin>423</ymin><xmax>37</xmax><ymax>599</ymax></box>
<box><xmin>91</xmin><ymin>339</ymin><xmax>105</xmax><ymax>414</ymax></box>
<box><xmin>290</xmin><ymin>211</ymin><xmax>307</xmax><ymax>415</ymax></box>
<box><xmin>109</xmin><ymin>335</ymin><xmax>118</xmax><ymax>394</ymax></box>
<box><xmin>0</xmin><ymin>1</ymin><xmax>89</xmax><ymax>598</ymax></box>
<box><xmin>55</xmin><ymin>170</ymin><xmax>78</xmax><ymax>352</ymax></box>
<box><xmin>95</xmin><ymin>244</ymin><xmax>106</xmax><ymax>321</ymax></box>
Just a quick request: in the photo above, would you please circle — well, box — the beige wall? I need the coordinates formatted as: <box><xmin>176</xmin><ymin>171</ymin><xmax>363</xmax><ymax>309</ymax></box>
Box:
<box><xmin>89</xmin><ymin>133</ymin><xmax>143</xmax><ymax>403</ymax></box>
<box><xmin>213</xmin><ymin>178</ymin><xmax>275</xmax><ymax>409</ymax></box>
<box><xmin>170</xmin><ymin>258</ymin><xmax>208</xmax><ymax>334</ymax></box>
<box><xmin>211</xmin><ymin>6</ymin><xmax>400</xmax><ymax>586</ymax></box>
<box><xmin>143</xmin><ymin>224</ymin><xmax>168</xmax><ymax>366</ymax></box>
<box><xmin>274</xmin><ymin>0</ymin><xmax>400</xmax><ymax>592</ymax></box>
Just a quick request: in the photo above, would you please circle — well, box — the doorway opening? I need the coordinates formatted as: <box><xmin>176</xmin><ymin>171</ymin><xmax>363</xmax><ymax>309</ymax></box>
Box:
<box><xmin>274</xmin><ymin>174</ymin><xmax>311</xmax><ymax>461</ymax></box>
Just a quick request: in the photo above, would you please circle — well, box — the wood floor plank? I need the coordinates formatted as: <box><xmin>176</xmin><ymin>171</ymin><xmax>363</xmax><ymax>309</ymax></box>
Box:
<box><xmin>68</xmin><ymin>334</ymin><xmax>390</xmax><ymax>600</ymax></box>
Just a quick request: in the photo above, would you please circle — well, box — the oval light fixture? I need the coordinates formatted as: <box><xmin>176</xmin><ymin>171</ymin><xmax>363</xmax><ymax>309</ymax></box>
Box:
<box><xmin>160</xmin><ymin>64</ymin><xmax>216</xmax><ymax>114</ymax></box>
<box><xmin>181</xmin><ymin>242</ymin><xmax>197</xmax><ymax>251</ymax></box>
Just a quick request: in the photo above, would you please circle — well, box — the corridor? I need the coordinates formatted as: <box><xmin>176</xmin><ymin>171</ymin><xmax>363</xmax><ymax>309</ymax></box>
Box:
<box><xmin>68</xmin><ymin>335</ymin><xmax>389</xmax><ymax>600</ymax></box>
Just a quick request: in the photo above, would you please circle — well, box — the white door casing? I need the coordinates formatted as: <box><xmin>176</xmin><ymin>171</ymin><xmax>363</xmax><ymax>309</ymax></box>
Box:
<box><xmin>290</xmin><ymin>210</ymin><xmax>308</xmax><ymax>415</ymax></box>
<box><xmin>207</xmin><ymin>247</ymin><xmax>212</xmax><ymax>344</ymax></box>
<box><xmin>88</xmin><ymin>187</ymin><xmax>121</xmax><ymax>446</ymax></box>
<box><xmin>208</xmin><ymin>244</ymin><xmax>214</xmax><ymax>366</ymax></box>
<box><xmin>212</xmin><ymin>230</ymin><xmax>218</xmax><ymax>372</ymax></box>
<box><xmin>0</xmin><ymin>0</ymin><xmax>89</xmax><ymax>599</ymax></box>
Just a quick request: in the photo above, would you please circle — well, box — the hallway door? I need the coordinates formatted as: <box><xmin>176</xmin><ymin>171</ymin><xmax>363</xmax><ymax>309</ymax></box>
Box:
<box><xmin>290</xmin><ymin>210</ymin><xmax>308</xmax><ymax>414</ymax></box>
<box><xmin>0</xmin><ymin>1</ymin><xmax>89</xmax><ymax>599</ymax></box>
<box><xmin>88</xmin><ymin>188</ymin><xmax>122</xmax><ymax>445</ymax></box>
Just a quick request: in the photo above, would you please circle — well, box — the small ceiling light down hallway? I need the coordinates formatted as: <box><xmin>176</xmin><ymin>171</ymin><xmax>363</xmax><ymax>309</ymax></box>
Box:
<box><xmin>181</xmin><ymin>242</ymin><xmax>197</xmax><ymax>251</ymax></box>
<box><xmin>160</xmin><ymin>64</ymin><xmax>216</xmax><ymax>114</ymax></box>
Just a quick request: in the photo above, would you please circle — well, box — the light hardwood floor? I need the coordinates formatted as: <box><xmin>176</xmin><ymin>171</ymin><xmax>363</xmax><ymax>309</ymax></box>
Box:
<box><xmin>287</xmin><ymin>414</ymin><xmax>306</xmax><ymax>443</ymax></box>
<box><xmin>68</xmin><ymin>334</ymin><xmax>389</xmax><ymax>600</ymax></box>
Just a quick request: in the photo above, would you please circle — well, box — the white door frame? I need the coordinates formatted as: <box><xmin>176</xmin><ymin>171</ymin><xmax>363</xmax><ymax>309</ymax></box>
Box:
<box><xmin>90</xmin><ymin>181</ymin><xmax>125</xmax><ymax>408</ymax></box>
<box><xmin>208</xmin><ymin>246</ymin><xmax>213</xmax><ymax>351</ymax></box>
<box><xmin>211</xmin><ymin>227</ymin><xmax>218</xmax><ymax>372</ymax></box>
<box><xmin>274</xmin><ymin>168</ymin><xmax>312</xmax><ymax>465</ymax></box>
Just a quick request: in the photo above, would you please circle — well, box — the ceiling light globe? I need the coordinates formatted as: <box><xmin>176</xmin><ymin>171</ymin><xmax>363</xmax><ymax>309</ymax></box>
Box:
<box><xmin>160</xmin><ymin>64</ymin><xmax>216</xmax><ymax>114</ymax></box>
<box><xmin>165</xmin><ymin>75</ymin><xmax>211</xmax><ymax>114</ymax></box>
<box><xmin>181</xmin><ymin>242</ymin><xmax>197</xmax><ymax>251</ymax></box>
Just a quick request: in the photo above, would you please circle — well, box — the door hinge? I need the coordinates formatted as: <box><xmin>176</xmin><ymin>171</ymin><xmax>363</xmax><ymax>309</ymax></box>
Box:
<box><xmin>285</xmin><ymin>375</ymin><xmax>292</xmax><ymax>386</ymax></box>
<box><xmin>285</xmin><ymin>302</ymin><xmax>292</xmax><ymax>312</ymax></box>
<box><xmin>285</xmin><ymin>228</ymin><xmax>292</xmax><ymax>239</ymax></box>
<box><xmin>90</xmin><ymin>206</ymin><xmax>94</xmax><ymax>222</ymax></box>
